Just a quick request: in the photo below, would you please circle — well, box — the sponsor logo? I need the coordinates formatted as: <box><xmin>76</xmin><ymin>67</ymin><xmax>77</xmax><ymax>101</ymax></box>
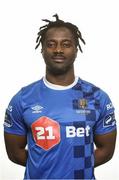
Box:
<box><xmin>31</xmin><ymin>105</ymin><xmax>43</xmax><ymax>113</ymax></box>
<box><xmin>7</xmin><ymin>105</ymin><xmax>12</xmax><ymax>112</ymax></box>
<box><xmin>4</xmin><ymin>110</ymin><xmax>13</xmax><ymax>127</ymax></box>
<box><xmin>103</xmin><ymin>113</ymin><xmax>116</xmax><ymax>127</ymax></box>
<box><xmin>32</xmin><ymin>116</ymin><xmax>91</xmax><ymax>150</ymax></box>
<box><xmin>31</xmin><ymin>116</ymin><xmax>61</xmax><ymax>150</ymax></box>
<box><xmin>106</xmin><ymin>103</ymin><xmax>113</xmax><ymax>110</ymax></box>
<box><xmin>66</xmin><ymin>125</ymin><xmax>90</xmax><ymax>137</ymax></box>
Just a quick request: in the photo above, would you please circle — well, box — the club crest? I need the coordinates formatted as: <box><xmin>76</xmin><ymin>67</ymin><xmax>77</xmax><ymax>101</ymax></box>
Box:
<box><xmin>79</xmin><ymin>99</ymin><xmax>87</xmax><ymax>109</ymax></box>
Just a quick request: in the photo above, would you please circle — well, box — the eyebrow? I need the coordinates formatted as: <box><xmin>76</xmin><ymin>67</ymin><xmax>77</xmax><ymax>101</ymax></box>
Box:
<box><xmin>46</xmin><ymin>39</ymin><xmax>73</xmax><ymax>42</ymax></box>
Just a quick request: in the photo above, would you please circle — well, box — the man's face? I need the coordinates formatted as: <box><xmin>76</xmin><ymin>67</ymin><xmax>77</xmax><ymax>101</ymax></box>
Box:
<box><xmin>41</xmin><ymin>27</ymin><xmax>78</xmax><ymax>75</ymax></box>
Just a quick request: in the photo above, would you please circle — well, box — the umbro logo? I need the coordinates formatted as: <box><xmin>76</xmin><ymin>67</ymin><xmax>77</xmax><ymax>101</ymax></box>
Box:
<box><xmin>31</xmin><ymin>105</ymin><xmax>43</xmax><ymax>113</ymax></box>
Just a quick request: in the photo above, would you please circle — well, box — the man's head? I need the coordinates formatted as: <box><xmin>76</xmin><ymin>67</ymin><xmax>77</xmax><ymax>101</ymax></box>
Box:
<box><xmin>35</xmin><ymin>14</ymin><xmax>85</xmax><ymax>52</ymax></box>
<box><xmin>35</xmin><ymin>14</ymin><xmax>85</xmax><ymax>76</ymax></box>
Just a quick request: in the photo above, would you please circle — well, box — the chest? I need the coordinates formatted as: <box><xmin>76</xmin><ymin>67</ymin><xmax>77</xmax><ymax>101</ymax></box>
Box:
<box><xmin>22</xmin><ymin>91</ymin><xmax>100</xmax><ymax>129</ymax></box>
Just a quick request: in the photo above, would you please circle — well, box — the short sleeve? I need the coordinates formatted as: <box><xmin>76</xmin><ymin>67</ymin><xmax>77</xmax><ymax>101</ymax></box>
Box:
<box><xmin>94</xmin><ymin>91</ymin><xmax>116</xmax><ymax>135</ymax></box>
<box><xmin>4</xmin><ymin>90</ymin><xmax>27</xmax><ymax>135</ymax></box>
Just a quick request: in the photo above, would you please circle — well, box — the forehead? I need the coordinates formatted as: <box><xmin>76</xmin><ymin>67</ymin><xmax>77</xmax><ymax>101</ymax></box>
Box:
<box><xmin>45</xmin><ymin>27</ymin><xmax>74</xmax><ymax>41</ymax></box>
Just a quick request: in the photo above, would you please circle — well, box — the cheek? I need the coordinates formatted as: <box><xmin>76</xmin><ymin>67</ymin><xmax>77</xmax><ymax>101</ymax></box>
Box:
<box><xmin>42</xmin><ymin>50</ymin><xmax>49</xmax><ymax>59</ymax></box>
<box><xmin>73</xmin><ymin>49</ymin><xmax>78</xmax><ymax>58</ymax></box>
<box><xmin>42</xmin><ymin>48</ymin><xmax>52</xmax><ymax>56</ymax></box>
<box><xmin>42</xmin><ymin>50</ymin><xmax>53</xmax><ymax>65</ymax></box>
<box><xmin>68</xmin><ymin>50</ymin><xmax>77</xmax><ymax>59</ymax></box>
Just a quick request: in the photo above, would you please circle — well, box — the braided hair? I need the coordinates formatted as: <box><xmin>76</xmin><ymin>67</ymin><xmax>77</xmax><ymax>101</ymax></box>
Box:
<box><xmin>35</xmin><ymin>14</ymin><xmax>85</xmax><ymax>52</ymax></box>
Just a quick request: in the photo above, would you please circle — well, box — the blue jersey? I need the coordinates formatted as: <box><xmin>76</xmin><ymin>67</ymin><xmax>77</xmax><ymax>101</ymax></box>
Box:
<box><xmin>4</xmin><ymin>77</ymin><xmax>116</xmax><ymax>179</ymax></box>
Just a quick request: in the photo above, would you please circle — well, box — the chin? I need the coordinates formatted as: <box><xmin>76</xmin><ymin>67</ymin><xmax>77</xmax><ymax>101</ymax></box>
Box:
<box><xmin>48</xmin><ymin>66</ymin><xmax>70</xmax><ymax>76</ymax></box>
<box><xmin>50</xmin><ymin>69</ymin><xmax>67</xmax><ymax>75</ymax></box>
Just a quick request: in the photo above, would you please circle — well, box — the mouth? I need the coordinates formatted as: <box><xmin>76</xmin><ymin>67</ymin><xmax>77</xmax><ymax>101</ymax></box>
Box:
<box><xmin>52</xmin><ymin>56</ymin><xmax>66</xmax><ymax>63</ymax></box>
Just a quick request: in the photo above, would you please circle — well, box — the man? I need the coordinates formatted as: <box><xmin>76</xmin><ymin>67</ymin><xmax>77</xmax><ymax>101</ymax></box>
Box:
<box><xmin>4</xmin><ymin>14</ymin><xmax>117</xmax><ymax>179</ymax></box>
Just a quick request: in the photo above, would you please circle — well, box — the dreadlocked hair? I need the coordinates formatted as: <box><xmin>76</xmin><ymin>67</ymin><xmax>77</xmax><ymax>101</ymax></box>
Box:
<box><xmin>35</xmin><ymin>14</ymin><xmax>85</xmax><ymax>52</ymax></box>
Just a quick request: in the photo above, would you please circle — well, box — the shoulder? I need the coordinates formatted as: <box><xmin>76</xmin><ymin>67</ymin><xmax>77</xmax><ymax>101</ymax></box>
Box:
<box><xmin>78</xmin><ymin>78</ymin><xmax>111</xmax><ymax>101</ymax></box>
<box><xmin>79</xmin><ymin>78</ymin><xmax>103</xmax><ymax>94</ymax></box>
<box><xmin>21</xmin><ymin>79</ymin><xmax>42</xmax><ymax>93</ymax></box>
<box><xmin>10</xmin><ymin>79</ymin><xmax>43</xmax><ymax>106</ymax></box>
<box><xmin>77</xmin><ymin>79</ymin><xmax>114</xmax><ymax>114</ymax></box>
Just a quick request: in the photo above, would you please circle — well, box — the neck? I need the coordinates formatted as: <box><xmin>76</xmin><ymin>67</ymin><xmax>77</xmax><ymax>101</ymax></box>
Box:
<box><xmin>45</xmin><ymin>68</ymin><xmax>75</xmax><ymax>86</ymax></box>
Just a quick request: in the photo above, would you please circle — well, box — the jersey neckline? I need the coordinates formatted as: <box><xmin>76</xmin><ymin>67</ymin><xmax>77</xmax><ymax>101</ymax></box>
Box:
<box><xmin>43</xmin><ymin>76</ymin><xmax>79</xmax><ymax>90</ymax></box>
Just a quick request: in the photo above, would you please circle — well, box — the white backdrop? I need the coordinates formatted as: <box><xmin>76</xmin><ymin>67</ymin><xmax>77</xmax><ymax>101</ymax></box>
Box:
<box><xmin>0</xmin><ymin>0</ymin><xmax>119</xmax><ymax>179</ymax></box>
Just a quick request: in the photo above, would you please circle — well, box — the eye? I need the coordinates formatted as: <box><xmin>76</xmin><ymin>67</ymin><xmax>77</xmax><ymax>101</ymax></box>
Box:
<box><xmin>47</xmin><ymin>42</ymin><xmax>56</xmax><ymax>48</ymax></box>
<box><xmin>62</xmin><ymin>42</ymin><xmax>72</xmax><ymax>48</ymax></box>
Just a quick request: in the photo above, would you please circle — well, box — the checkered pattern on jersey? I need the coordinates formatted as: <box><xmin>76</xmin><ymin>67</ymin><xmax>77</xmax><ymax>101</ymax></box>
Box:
<box><xmin>73</xmin><ymin>121</ymin><xmax>94</xmax><ymax>179</ymax></box>
<box><xmin>72</xmin><ymin>82</ymin><xmax>99</xmax><ymax>179</ymax></box>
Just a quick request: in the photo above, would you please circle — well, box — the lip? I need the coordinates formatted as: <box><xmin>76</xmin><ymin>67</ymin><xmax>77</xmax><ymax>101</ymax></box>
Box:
<box><xmin>52</xmin><ymin>56</ymin><xmax>65</xmax><ymax>62</ymax></box>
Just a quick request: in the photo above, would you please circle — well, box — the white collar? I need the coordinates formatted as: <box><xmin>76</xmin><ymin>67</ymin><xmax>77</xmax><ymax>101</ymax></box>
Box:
<box><xmin>43</xmin><ymin>76</ymin><xmax>79</xmax><ymax>90</ymax></box>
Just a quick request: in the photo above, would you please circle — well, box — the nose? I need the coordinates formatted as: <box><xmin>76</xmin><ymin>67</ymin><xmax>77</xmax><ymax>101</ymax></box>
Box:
<box><xmin>54</xmin><ymin>45</ymin><xmax>63</xmax><ymax>54</ymax></box>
